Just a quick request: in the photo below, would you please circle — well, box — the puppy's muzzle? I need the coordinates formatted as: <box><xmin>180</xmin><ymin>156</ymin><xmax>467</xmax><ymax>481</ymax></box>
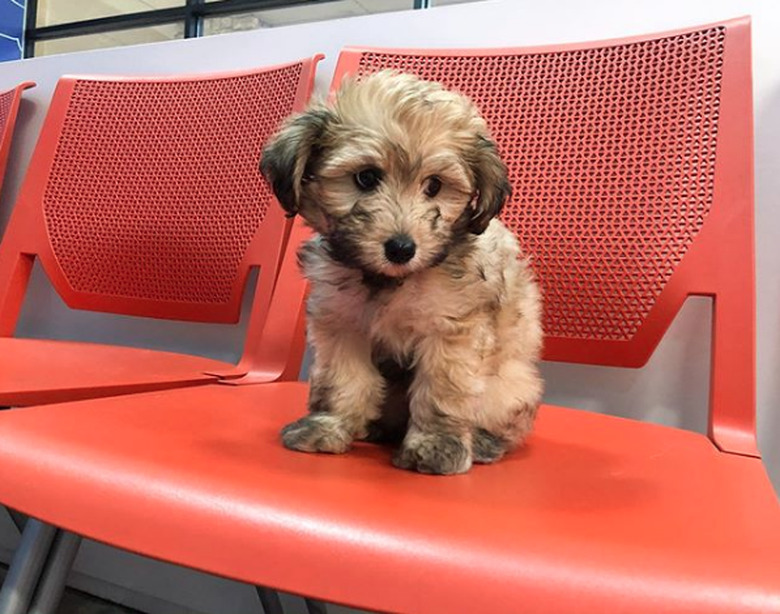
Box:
<box><xmin>384</xmin><ymin>234</ymin><xmax>416</xmax><ymax>264</ymax></box>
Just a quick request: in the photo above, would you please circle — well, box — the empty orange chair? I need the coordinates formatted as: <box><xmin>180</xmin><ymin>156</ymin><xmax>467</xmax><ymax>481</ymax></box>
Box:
<box><xmin>0</xmin><ymin>18</ymin><xmax>777</xmax><ymax>614</ymax></box>
<box><xmin>0</xmin><ymin>60</ymin><xmax>318</xmax><ymax>407</ymax></box>
<box><xmin>0</xmin><ymin>82</ymin><xmax>34</xmax><ymax>199</ymax></box>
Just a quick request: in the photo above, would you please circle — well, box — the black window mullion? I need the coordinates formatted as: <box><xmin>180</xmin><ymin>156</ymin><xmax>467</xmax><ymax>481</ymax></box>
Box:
<box><xmin>23</xmin><ymin>0</ymin><xmax>38</xmax><ymax>58</ymax></box>
<box><xmin>197</xmin><ymin>0</ymin><xmax>341</xmax><ymax>18</ymax></box>
<box><xmin>30</xmin><ymin>7</ymin><xmax>189</xmax><ymax>42</ymax></box>
<box><xmin>185</xmin><ymin>0</ymin><xmax>204</xmax><ymax>39</ymax></box>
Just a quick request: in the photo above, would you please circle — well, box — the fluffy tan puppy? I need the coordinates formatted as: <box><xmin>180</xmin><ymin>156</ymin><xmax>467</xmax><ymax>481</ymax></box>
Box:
<box><xmin>261</xmin><ymin>70</ymin><xmax>542</xmax><ymax>475</ymax></box>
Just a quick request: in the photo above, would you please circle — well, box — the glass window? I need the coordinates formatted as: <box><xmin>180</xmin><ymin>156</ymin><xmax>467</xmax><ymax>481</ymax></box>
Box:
<box><xmin>203</xmin><ymin>0</ymin><xmax>412</xmax><ymax>36</ymax></box>
<box><xmin>36</xmin><ymin>0</ymin><xmax>184</xmax><ymax>27</ymax></box>
<box><xmin>26</xmin><ymin>0</ymin><xmax>487</xmax><ymax>59</ymax></box>
<box><xmin>35</xmin><ymin>23</ymin><xmax>183</xmax><ymax>56</ymax></box>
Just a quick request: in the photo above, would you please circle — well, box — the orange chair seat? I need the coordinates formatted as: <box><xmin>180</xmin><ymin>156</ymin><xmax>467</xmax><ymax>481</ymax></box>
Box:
<box><xmin>0</xmin><ymin>383</ymin><xmax>777</xmax><ymax>613</ymax></box>
<box><xmin>0</xmin><ymin>337</ymin><xmax>225</xmax><ymax>405</ymax></box>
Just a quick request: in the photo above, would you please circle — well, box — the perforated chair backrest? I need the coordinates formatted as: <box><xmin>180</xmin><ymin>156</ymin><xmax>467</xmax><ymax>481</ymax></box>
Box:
<box><xmin>0</xmin><ymin>81</ymin><xmax>34</xmax><ymax>204</ymax></box>
<box><xmin>332</xmin><ymin>19</ymin><xmax>755</xmax><ymax>455</ymax></box>
<box><xmin>0</xmin><ymin>59</ymin><xmax>319</xmax><ymax>334</ymax></box>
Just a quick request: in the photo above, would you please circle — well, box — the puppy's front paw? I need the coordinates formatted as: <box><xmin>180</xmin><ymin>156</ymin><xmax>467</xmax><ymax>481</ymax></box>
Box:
<box><xmin>281</xmin><ymin>414</ymin><xmax>352</xmax><ymax>454</ymax></box>
<box><xmin>392</xmin><ymin>431</ymin><xmax>472</xmax><ymax>475</ymax></box>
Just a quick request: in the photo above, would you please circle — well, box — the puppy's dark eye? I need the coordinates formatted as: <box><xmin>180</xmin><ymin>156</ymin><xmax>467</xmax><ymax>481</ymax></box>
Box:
<box><xmin>424</xmin><ymin>176</ymin><xmax>442</xmax><ymax>198</ymax></box>
<box><xmin>354</xmin><ymin>167</ymin><xmax>382</xmax><ymax>191</ymax></box>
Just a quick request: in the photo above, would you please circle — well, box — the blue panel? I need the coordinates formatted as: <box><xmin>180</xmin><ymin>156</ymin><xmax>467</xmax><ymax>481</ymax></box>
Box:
<box><xmin>0</xmin><ymin>0</ymin><xmax>25</xmax><ymax>61</ymax></box>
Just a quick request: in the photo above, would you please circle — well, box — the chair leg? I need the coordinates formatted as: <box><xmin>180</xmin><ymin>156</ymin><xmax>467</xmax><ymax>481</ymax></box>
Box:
<box><xmin>28</xmin><ymin>531</ymin><xmax>82</xmax><ymax>614</ymax></box>
<box><xmin>304</xmin><ymin>597</ymin><xmax>328</xmax><ymax>614</ymax></box>
<box><xmin>256</xmin><ymin>586</ymin><xmax>285</xmax><ymax>614</ymax></box>
<box><xmin>0</xmin><ymin>520</ymin><xmax>57</xmax><ymax>614</ymax></box>
<box><xmin>3</xmin><ymin>509</ymin><xmax>25</xmax><ymax>534</ymax></box>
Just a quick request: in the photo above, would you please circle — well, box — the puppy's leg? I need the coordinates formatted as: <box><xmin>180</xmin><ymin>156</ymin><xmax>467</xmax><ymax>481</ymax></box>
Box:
<box><xmin>282</xmin><ymin>328</ymin><xmax>384</xmax><ymax>454</ymax></box>
<box><xmin>393</xmin><ymin>334</ymin><xmax>480</xmax><ymax>475</ymax></box>
<box><xmin>472</xmin><ymin>344</ymin><xmax>544</xmax><ymax>464</ymax></box>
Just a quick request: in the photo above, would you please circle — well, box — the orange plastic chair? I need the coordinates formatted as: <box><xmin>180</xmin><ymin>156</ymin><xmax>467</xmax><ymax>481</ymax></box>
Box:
<box><xmin>0</xmin><ymin>82</ymin><xmax>34</xmax><ymax>197</ymax></box>
<box><xmin>0</xmin><ymin>60</ymin><xmax>318</xmax><ymax>407</ymax></box>
<box><xmin>0</xmin><ymin>18</ymin><xmax>778</xmax><ymax>614</ymax></box>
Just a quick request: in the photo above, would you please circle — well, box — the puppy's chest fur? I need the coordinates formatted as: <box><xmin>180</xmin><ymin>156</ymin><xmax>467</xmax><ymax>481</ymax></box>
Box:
<box><xmin>308</xmin><ymin>251</ymin><xmax>468</xmax><ymax>346</ymax></box>
<box><xmin>301</xmin><ymin>223</ymin><xmax>515</xmax><ymax>359</ymax></box>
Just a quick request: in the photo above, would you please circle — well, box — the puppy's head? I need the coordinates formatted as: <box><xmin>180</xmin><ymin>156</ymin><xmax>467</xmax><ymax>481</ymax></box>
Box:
<box><xmin>261</xmin><ymin>70</ymin><xmax>510</xmax><ymax>278</ymax></box>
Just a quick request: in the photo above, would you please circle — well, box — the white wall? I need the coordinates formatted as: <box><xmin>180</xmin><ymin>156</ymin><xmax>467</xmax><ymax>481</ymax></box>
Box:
<box><xmin>0</xmin><ymin>1</ymin><xmax>777</xmax><ymax>612</ymax></box>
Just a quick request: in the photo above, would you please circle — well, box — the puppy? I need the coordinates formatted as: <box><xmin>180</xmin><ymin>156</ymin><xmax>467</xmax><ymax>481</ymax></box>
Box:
<box><xmin>261</xmin><ymin>70</ymin><xmax>543</xmax><ymax>475</ymax></box>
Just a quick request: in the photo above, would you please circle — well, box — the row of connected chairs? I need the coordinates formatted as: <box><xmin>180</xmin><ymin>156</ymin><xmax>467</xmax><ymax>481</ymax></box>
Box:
<box><xmin>0</xmin><ymin>15</ymin><xmax>778</xmax><ymax>614</ymax></box>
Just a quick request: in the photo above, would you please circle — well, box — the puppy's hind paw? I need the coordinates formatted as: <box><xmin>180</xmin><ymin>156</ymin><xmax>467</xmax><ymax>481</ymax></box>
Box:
<box><xmin>472</xmin><ymin>428</ymin><xmax>509</xmax><ymax>464</ymax></box>
<box><xmin>281</xmin><ymin>414</ymin><xmax>352</xmax><ymax>454</ymax></box>
<box><xmin>392</xmin><ymin>431</ymin><xmax>472</xmax><ymax>475</ymax></box>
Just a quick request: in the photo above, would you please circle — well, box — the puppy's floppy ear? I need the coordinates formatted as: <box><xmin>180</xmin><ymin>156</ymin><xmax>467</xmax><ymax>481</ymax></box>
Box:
<box><xmin>260</xmin><ymin>107</ymin><xmax>335</xmax><ymax>217</ymax></box>
<box><xmin>467</xmin><ymin>135</ymin><xmax>512</xmax><ymax>235</ymax></box>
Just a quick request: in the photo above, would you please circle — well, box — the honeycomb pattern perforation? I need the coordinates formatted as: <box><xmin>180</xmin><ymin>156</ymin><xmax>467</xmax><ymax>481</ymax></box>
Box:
<box><xmin>43</xmin><ymin>64</ymin><xmax>303</xmax><ymax>305</ymax></box>
<box><xmin>0</xmin><ymin>88</ymin><xmax>15</xmax><ymax>137</ymax></box>
<box><xmin>358</xmin><ymin>27</ymin><xmax>725</xmax><ymax>340</ymax></box>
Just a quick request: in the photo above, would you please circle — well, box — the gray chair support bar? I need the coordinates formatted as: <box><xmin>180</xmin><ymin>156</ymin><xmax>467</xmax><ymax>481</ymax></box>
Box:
<box><xmin>0</xmin><ymin>520</ymin><xmax>57</xmax><ymax>614</ymax></box>
<box><xmin>28</xmin><ymin>531</ymin><xmax>82</xmax><ymax>614</ymax></box>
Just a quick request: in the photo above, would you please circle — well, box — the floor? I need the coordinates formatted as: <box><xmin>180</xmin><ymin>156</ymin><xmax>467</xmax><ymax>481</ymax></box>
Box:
<box><xmin>0</xmin><ymin>564</ymin><xmax>141</xmax><ymax>614</ymax></box>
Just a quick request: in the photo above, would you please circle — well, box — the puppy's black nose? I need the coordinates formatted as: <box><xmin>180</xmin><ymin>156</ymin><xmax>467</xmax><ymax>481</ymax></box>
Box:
<box><xmin>384</xmin><ymin>235</ymin><xmax>416</xmax><ymax>264</ymax></box>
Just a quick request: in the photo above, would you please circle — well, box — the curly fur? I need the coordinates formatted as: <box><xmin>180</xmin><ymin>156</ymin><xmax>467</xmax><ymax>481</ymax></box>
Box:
<box><xmin>262</xmin><ymin>71</ymin><xmax>543</xmax><ymax>475</ymax></box>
